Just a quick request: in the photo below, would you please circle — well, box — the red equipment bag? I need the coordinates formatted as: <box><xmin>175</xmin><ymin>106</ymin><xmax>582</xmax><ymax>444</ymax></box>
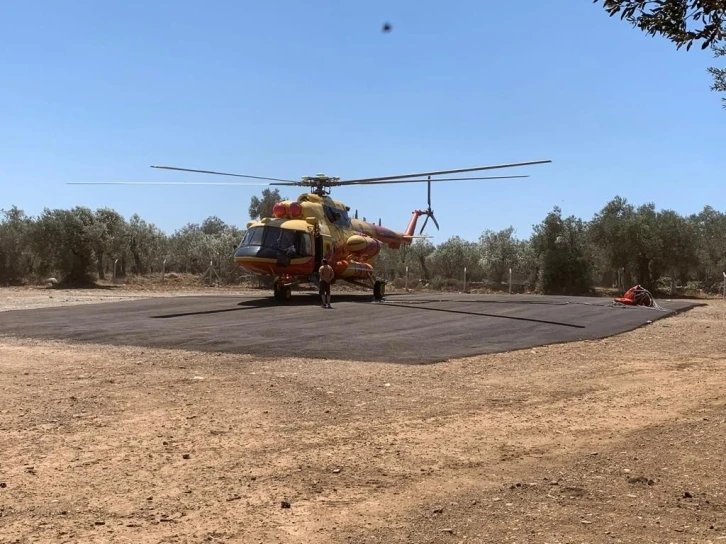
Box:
<box><xmin>614</xmin><ymin>284</ymin><xmax>654</xmax><ymax>307</ymax></box>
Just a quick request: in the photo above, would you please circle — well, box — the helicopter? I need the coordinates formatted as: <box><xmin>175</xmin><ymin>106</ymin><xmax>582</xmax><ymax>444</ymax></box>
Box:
<box><xmin>70</xmin><ymin>159</ymin><xmax>551</xmax><ymax>301</ymax></box>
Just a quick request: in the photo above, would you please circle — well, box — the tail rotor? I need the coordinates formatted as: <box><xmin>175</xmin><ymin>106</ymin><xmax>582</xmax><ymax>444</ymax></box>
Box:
<box><xmin>419</xmin><ymin>176</ymin><xmax>440</xmax><ymax>234</ymax></box>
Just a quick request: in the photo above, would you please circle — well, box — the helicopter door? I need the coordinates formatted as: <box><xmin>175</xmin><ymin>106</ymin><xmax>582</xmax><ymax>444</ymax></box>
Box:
<box><xmin>314</xmin><ymin>233</ymin><xmax>324</xmax><ymax>269</ymax></box>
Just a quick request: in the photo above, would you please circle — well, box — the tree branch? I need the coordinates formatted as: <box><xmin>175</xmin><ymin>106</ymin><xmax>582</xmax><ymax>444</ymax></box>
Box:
<box><xmin>594</xmin><ymin>0</ymin><xmax>726</xmax><ymax>49</ymax></box>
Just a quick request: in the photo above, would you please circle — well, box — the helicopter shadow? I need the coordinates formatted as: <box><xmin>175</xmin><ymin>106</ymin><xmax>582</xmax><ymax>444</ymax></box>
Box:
<box><xmin>381</xmin><ymin>298</ymin><xmax>571</xmax><ymax>307</ymax></box>
<box><xmin>150</xmin><ymin>292</ymin><xmax>386</xmax><ymax>319</ymax></box>
<box><xmin>375</xmin><ymin>299</ymin><xmax>586</xmax><ymax>329</ymax></box>
<box><xmin>381</xmin><ymin>297</ymin><xmax>614</xmax><ymax>308</ymax></box>
<box><xmin>149</xmin><ymin>293</ymin><xmax>584</xmax><ymax>328</ymax></box>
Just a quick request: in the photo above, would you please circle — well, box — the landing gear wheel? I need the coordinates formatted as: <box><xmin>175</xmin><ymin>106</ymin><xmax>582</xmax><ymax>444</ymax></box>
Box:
<box><xmin>373</xmin><ymin>280</ymin><xmax>386</xmax><ymax>301</ymax></box>
<box><xmin>273</xmin><ymin>283</ymin><xmax>292</xmax><ymax>302</ymax></box>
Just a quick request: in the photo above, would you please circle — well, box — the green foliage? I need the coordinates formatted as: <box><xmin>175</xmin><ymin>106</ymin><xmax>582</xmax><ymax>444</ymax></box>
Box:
<box><xmin>1</xmin><ymin>195</ymin><xmax>725</xmax><ymax>295</ymax></box>
<box><xmin>248</xmin><ymin>188</ymin><xmax>287</xmax><ymax>220</ymax></box>
<box><xmin>594</xmin><ymin>0</ymin><xmax>726</xmax><ymax>105</ymax></box>
<box><xmin>201</xmin><ymin>216</ymin><xmax>227</xmax><ymax>236</ymax></box>
<box><xmin>588</xmin><ymin>197</ymin><xmax>697</xmax><ymax>290</ymax></box>
<box><xmin>589</xmin><ymin>196</ymin><xmax>635</xmax><ymax>274</ymax></box>
<box><xmin>589</xmin><ymin>196</ymin><xmax>657</xmax><ymax>287</ymax></box>
<box><xmin>0</xmin><ymin>204</ymin><xmax>248</xmax><ymax>285</ymax></box>
<box><xmin>408</xmin><ymin>239</ymin><xmax>435</xmax><ymax>280</ymax></box>
<box><xmin>427</xmin><ymin>236</ymin><xmax>485</xmax><ymax>282</ymax></box>
<box><xmin>708</xmin><ymin>44</ymin><xmax>726</xmax><ymax>108</ymax></box>
<box><xmin>166</xmin><ymin>218</ymin><xmax>243</xmax><ymax>278</ymax></box>
<box><xmin>29</xmin><ymin>207</ymin><xmax>101</xmax><ymax>285</ymax></box>
<box><xmin>595</xmin><ymin>0</ymin><xmax>726</xmax><ymax>50</ymax></box>
<box><xmin>373</xmin><ymin>238</ymin><xmax>436</xmax><ymax>283</ymax></box>
<box><xmin>478</xmin><ymin>227</ymin><xmax>527</xmax><ymax>283</ymax></box>
<box><xmin>688</xmin><ymin>205</ymin><xmax>726</xmax><ymax>289</ymax></box>
<box><xmin>126</xmin><ymin>214</ymin><xmax>167</xmax><ymax>275</ymax></box>
<box><xmin>530</xmin><ymin>207</ymin><xmax>594</xmax><ymax>295</ymax></box>
<box><xmin>0</xmin><ymin>206</ymin><xmax>32</xmax><ymax>284</ymax></box>
<box><xmin>652</xmin><ymin>209</ymin><xmax>699</xmax><ymax>284</ymax></box>
<box><xmin>92</xmin><ymin>207</ymin><xmax>128</xmax><ymax>279</ymax></box>
<box><xmin>373</xmin><ymin>245</ymin><xmax>403</xmax><ymax>280</ymax></box>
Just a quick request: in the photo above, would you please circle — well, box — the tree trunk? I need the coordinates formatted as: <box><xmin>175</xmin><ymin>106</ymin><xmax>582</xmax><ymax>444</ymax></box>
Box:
<box><xmin>636</xmin><ymin>255</ymin><xmax>652</xmax><ymax>290</ymax></box>
<box><xmin>96</xmin><ymin>253</ymin><xmax>105</xmax><ymax>280</ymax></box>
<box><xmin>133</xmin><ymin>251</ymin><xmax>143</xmax><ymax>275</ymax></box>
<box><xmin>671</xmin><ymin>268</ymin><xmax>676</xmax><ymax>296</ymax></box>
<box><xmin>418</xmin><ymin>256</ymin><xmax>429</xmax><ymax>281</ymax></box>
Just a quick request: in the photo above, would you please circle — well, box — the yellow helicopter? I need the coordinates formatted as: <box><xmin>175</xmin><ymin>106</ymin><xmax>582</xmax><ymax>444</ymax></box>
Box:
<box><xmin>72</xmin><ymin>160</ymin><xmax>551</xmax><ymax>301</ymax></box>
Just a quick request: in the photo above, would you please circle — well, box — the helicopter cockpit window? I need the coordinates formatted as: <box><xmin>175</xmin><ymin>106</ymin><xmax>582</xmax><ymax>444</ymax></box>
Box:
<box><xmin>242</xmin><ymin>227</ymin><xmax>264</xmax><ymax>246</ymax></box>
<box><xmin>297</xmin><ymin>232</ymin><xmax>312</xmax><ymax>256</ymax></box>
<box><xmin>323</xmin><ymin>205</ymin><xmax>350</xmax><ymax>227</ymax></box>
<box><xmin>275</xmin><ymin>229</ymin><xmax>297</xmax><ymax>255</ymax></box>
<box><xmin>239</xmin><ymin>226</ymin><xmax>312</xmax><ymax>258</ymax></box>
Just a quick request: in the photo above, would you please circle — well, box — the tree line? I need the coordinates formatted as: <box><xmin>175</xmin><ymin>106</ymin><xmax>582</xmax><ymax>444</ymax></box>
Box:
<box><xmin>1</xmin><ymin>195</ymin><xmax>725</xmax><ymax>295</ymax></box>
<box><xmin>0</xmin><ymin>206</ymin><xmax>244</xmax><ymax>286</ymax></box>
<box><xmin>379</xmin><ymin>197</ymin><xmax>726</xmax><ymax>296</ymax></box>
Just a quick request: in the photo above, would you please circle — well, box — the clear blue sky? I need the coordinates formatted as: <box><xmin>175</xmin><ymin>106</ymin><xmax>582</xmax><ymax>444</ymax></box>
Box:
<box><xmin>1</xmin><ymin>0</ymin><xmax>723</xmax><ymax>243</ymax></box>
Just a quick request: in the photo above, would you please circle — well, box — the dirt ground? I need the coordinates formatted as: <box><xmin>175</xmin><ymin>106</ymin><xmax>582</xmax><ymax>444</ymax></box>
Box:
<box><xmin>0</xmin><ymin>287</ymin><xmax>725</xmax><ymax>543</ymax></box>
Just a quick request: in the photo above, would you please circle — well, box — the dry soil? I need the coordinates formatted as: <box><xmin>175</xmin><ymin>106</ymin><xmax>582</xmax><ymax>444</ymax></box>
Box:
<box><xmin>0</xmin><ymin>287</ymin><xmax>725</xmax><ymax>543</ymax></box>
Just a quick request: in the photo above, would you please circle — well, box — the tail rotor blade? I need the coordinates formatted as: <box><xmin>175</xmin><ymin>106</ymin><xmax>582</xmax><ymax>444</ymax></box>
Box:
<box><xmin>419</xmin><ymin>214</ymin><xmax>430</xmax><ymax>235</ymax></box>
<box><xmin>419</xmin><ymin>176</ymin><xmax>438</xmax><ymax>234</ymax></box>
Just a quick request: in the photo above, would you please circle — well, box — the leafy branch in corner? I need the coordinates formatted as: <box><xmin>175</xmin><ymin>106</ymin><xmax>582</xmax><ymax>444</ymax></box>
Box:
<box><xmin>708</xmin><ymin>44</ymin><xmax>726</xmax><ymax>107</ymax></box>
<box><xmin>594</xmin><ymin>1</ymin><xmax>726</xmax><ymax>106</ymax></box>
<box><xmin>595</xmin><ymin>0</ymin><xmax>726</xmax><ymax>50</ymax></box>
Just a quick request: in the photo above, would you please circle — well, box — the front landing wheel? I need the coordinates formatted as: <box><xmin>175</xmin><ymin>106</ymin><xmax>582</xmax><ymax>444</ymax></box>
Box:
<box><xmin>274</xmin><ymin>283</ymin><xmax>292</xmax><ymax>302</ymax></box>
<box><xmin>373</xmin><ymin>280</ymin><xmax>386</xmax><ymax>300</ymax></box>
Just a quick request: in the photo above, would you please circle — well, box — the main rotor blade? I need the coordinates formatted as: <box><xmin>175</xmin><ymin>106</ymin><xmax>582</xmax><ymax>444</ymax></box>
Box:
<box><xmin>340</xmin><ymin>159</ymin><xmax>551</xmax><ymax>183</ymax></box>
<box><xmin>341</xmin><ymin>174</ymin><xmax>530</xmax><ymax>186</ymax></box>
<box><xmin>66</xmin><ymin>181</ymin><xmax>295</xmax><ymax>186</ymax></box>
<box><xmin>67</xmin><ymin>175</ymin><xmax>526</xmax><ymax>187</ymax></box>
<box><xmin>150</xmin><ymin>165</ymin><xmax>299</xmax><ymax>183</ymax></box>
<box><xmin>431</xmin><ymin>214</ymin><xmax>440</xmax><ymax>230</ymax></box>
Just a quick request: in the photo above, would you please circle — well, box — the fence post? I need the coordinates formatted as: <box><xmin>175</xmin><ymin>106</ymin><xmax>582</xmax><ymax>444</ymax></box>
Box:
<box><xmin>463</xmin><ymin>267</ymin><xmax>467</xmax><ymax>293</ymax></box>
<box><xmin>113</xmin><ymin>259</ymin><xmax>119</xmax><ymax>282</ymax></box>
<box><xmin>161</xmin><ymin>258</ymin><xmax>167</xmax><ymax>281</ymax></box>
<box><xmin>405</xmin><ymin>266</ymin><xmax>409</xmax><ymax>292</ymax></box>
<box><xmin>509</xmin><ymin>268</ymin><xmax>512</xmax><ymax>294</ymax></box>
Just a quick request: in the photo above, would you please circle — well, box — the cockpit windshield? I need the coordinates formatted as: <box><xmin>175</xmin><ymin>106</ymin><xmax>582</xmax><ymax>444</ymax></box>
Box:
<box><xmin>323</xmin><ymin>204</ymin><xmax>350</xmax><ymax>227</ymax></box>
<box><xmin>239</xmin><ymin>226</ymin><xmax>311</xmax><ymax>257</ymax></box>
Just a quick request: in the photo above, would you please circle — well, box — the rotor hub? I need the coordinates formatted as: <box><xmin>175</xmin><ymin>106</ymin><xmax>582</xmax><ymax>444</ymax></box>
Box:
<box><xmin>300</xmin><ymin>174</ymin><xmax>342</xmax><ymax>195</ymax></box>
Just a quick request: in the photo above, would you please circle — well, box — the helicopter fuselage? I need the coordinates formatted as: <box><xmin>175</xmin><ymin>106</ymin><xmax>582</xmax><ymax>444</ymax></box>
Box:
<box><xmin>233</xmin><ymin>192</ymin><xmax>423</xmax><ymax>291</ymax></box>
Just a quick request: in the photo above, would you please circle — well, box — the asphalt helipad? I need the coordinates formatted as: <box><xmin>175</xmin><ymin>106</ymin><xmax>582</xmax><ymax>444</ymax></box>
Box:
<box><xmin>0</xmin><ymin>292</ymin><xmax>697</xmax><ymax>364</ymax></box>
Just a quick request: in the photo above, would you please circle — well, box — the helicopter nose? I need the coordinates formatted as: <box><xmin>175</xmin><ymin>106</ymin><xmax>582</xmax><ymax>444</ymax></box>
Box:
<box><xmin>234</xmin><ymin>245</ymin><xmax>293</xmax><ymax>268</ymax></box>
